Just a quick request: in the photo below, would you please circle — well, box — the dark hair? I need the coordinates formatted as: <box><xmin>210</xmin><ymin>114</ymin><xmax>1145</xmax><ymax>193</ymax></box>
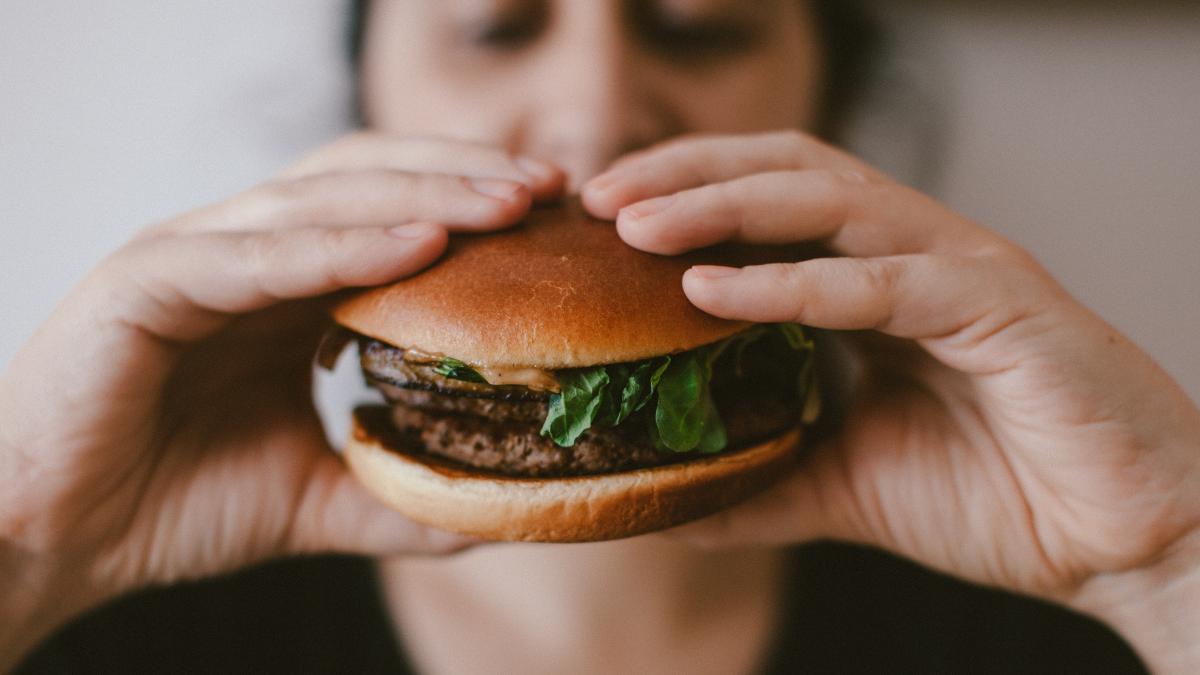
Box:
<box><xmin>347</xmin><ymin>0</ymin><xmax>882</xmax><ymax>142</ymax></box>
<box><xmin>809</xmin><ymin>1</ymin><xmax>883</xmax><ymax>140</ymax></box>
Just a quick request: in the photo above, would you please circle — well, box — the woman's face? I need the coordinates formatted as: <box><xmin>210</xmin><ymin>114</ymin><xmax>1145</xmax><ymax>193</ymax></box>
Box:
<box><xmin>362</xmin><ymin>0</ymin><xmax>824</xmax><ymax>185</ymax></box>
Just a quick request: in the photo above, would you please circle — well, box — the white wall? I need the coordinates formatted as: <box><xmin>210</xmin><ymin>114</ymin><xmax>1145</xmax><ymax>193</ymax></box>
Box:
<box><xmin>888</xmin><ymin>1</ymin><xmax>1200</xmax><ymax>399</ymax></box>
<box><xmin>2</xmin><ymin>1</ymin><xmax>1197</xmax><ymax>402</ymax></box>
<box><xmin>0</xmin><ymin>1</ymin><xmax>354</xmax><ymax>366</ymax></box>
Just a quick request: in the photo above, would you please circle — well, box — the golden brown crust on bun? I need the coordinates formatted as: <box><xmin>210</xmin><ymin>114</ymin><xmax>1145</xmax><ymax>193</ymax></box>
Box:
<box><xmin>343</xmin><ymin>406</ymin><xmax>802</xmax><ymax>543</ymax></box>
<box><xmin>333</xmin><ymin>200</ymin><xmax>794</xmax><ymax>369</ymax></box>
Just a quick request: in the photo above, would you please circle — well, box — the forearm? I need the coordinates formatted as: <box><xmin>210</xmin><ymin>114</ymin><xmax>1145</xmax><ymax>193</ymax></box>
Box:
<box><xmin>1074</xmin><ymin>531</ymin><xmax>1200</xmax><ymax>674</ymax></box>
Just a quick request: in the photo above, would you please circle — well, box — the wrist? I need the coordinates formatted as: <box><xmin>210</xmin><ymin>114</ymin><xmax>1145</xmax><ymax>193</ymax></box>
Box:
<box><xmin>1072</xmin><ymin>530</ymin><xmax>1200</xmax><ymax>674</ymax></box>
<box><xmin>1</xmin><ymin>494</ymin><xmax>105</xmax><ymax>670</ymax></box>
<box><xmin>0</xmin><ymin>548</ymin><xmax>83</xmax><ymax>672</ymax></box>
<box><xmin>0</xmin><ymin>395</ymin><xmax>118</xmax><ymax>671</ymax></box>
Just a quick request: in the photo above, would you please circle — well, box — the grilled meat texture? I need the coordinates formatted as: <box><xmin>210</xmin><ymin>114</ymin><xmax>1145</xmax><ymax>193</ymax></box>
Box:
<box><xmin>360</xmin><ymin>338</ymin><xmax>800</xmax><ymax>476</ymax></box>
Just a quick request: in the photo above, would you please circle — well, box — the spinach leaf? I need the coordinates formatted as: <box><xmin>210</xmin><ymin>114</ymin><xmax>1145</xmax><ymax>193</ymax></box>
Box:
<box><xmin>615</xmin><ymin>357</ymin><xmax>670</xmax><ymax>425</ymax></box>
<box><xmin>540</xmin><ymin>367</ymin><xmax>611</xmax><ymax>447</ymax></box>
<box><xmin>537</xmin><ymin>323</ymin><xmax>816</xmax><ymax>452</ymax></box>
<box><xmin>593</xmin><ymin>364</ymin><xmax>629</xmax><ymax>427</ymax></box>
<box><xmin>653</xmin><ymin>352</ymin><xmax>726</xmax><ymax>453</ymax></box>
<box><xmin>693</xmin><ymin>393</ymin><xmax>728</xmax><ymax>454</ymax></box>
<box><xmin>777</xmin><ymin>324</ymin><xmax>819</xmax><ymax>420</ymax></box>
<box><xmin>433</xmin><ymin>357</ymin><xmax>486</xmax><ymax>383</ymax></box>
<box><xmin>779</xmin><ymin>323</ymin><xmax>815</xmax><ymax>352</ymax></box>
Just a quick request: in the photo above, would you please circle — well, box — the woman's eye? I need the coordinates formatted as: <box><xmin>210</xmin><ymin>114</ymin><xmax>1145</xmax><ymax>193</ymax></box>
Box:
<box><xmin>640</xmin><ymin>18</ymin><xmax>761</xmax><ymax>60</ymax></box>
<box><xmin>467</xmin><ymin>15</ymin><xmax>546</xmax><ymax>50</ymax></box>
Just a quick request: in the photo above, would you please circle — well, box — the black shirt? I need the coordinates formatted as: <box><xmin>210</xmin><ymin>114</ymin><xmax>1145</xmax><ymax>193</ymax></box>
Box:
<box><xmin>17</xmin><ymin>542</ymin><xmax>1147</xmax><ymax>674</ymax></box>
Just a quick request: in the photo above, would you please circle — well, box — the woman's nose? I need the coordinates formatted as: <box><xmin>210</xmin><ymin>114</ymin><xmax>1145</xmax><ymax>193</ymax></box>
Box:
<box><xmin>523</xmin><ymin>6</ymin><xmax>677</xmax><ymax>187</ymax></box>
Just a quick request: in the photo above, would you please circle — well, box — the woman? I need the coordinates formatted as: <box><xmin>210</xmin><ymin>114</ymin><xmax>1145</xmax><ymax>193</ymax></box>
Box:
<box><xmin>5</xmin><ymin>1</ymin><xmax>1197</xmax><ymax>672</ymax></box>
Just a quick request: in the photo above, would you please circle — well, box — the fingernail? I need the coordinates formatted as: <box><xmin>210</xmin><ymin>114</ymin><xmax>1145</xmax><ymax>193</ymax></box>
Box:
<box><xmin>468</xmin><ymin>177</ymin><xmax>524</xmax><ymax>202</ymax></box>
<box><xmin>689</xmin><ymin>265</ymin><xmax>741</xmax><ymax>280</ymax></box>
<box><xmin>515</xmin><ymin>156</ymin><xmax>559</xmax><ymax>183</ymax></box>
<box><xmin>388</xmin><ymin>222</ymin><xmax>440</xmax><ymax>239</ymax></box>
<box><xmin>621</xmin><ymin>195</ymin><xmax>674</xmax><ymax>220</ymax></box>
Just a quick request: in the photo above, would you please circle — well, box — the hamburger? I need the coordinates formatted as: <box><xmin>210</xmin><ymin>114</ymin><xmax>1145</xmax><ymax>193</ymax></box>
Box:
<box><xmin>320</xmin><ymin>200</ymin><xmax>819</xmax><ymax>542</ymax></box>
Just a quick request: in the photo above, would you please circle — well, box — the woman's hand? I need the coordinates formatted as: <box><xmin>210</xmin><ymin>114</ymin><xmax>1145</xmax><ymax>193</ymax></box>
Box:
<box><xmin>0</xmin><ymin>133</ymin><xmax>564</xmax><ymax>666</ymax></box>
<box><xmin>583</xmin><ymin>130</ymin><xmax>1200</xmax><ymax>671</ymax></box>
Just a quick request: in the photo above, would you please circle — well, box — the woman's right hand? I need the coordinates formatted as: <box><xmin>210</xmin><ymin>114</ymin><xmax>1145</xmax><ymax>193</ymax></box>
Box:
<box><xmin>0</xmin><ymin>133</ymin><xmax>564</xmax><ymax>668</ymax></box>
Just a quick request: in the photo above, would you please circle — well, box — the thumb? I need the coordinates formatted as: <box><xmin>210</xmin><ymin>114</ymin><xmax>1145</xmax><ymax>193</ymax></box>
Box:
<box><xmin>662</xmin><ymin>440</ymin><xmax>862</xmax><ymax>549</ymax></box>
<box><xmin>286</xmin><ymin>452</ymin><xmax>481</xmax><ymax>557</ymax></box>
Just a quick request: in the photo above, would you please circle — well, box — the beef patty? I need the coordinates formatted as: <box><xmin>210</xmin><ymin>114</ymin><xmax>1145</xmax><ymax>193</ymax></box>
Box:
<box><xmin>361</xmin><ymin>339</ymin><xmax>801</xmax><ymax>477</ymax></box>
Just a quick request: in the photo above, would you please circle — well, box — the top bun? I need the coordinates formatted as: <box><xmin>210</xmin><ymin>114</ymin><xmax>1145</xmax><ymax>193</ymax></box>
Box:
<box><xmin>334</xmin><ymin>199</ymin><xmax>788</xmax><ymax>369</ymax></box>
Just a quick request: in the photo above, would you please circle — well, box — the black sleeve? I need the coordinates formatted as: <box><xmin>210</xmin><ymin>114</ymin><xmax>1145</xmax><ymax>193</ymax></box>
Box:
<box><xmin>18</xmin><ymin>544</ymin><xmax>1149</xmax><ymax>674</ymax></box>
<box><xmin>762</xmin><ymin>542</ymin><xmax>1148</xmax><ymax>675</ymax></box>
<box><xmin>16</xmin><ymin>555</ymin><xmax>410</xmax><ymax>675</ymax></box>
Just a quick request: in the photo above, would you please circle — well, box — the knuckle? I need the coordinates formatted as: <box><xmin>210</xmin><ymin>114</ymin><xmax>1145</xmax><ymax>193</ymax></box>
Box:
<box><xmin>289</xmin><ymin>132</ymin><xmax>371</xmax><ymax>171</ymax></box>
<box><xmin>773</xmin><ymin>129</ymin><xmax>814</xmax><ymax>154</ymax></box>
<box><xmin>983</xmin><ymin>240</ymin><xmax>1041</xmax><ymax>272</ymax></box>
<box><xmin>243</xmin><ymin>180</ymin><xmax>308</xmax><ymax>222</ymax></box>
<box><xmin>766</xmin><ymin>261</ymin><xmax>807</xmax><ymax>289</ymax></box>
<box><xmin>97</xmin><ymin>237</ymin><xmax>160</xmax><ymax>283</ymax></box>
<box><xmin>236</xmin><ymin>230</ymin><xmax>286</xmax><ymax>275</ymax></box>
<box><xmin>88</xmin><ymin>238</ymin><xmax>182</xmax><ymax>324</ymax></box>
<box><xmin>711</xmin><ymin>181</ymin><xmax>751</xmax><ymax>229</ymax></box>
<box><xmin>382</xmin><ymin>135</ymin><xmax>441</xmax><ymax>165</ymax></box>
<box><xmin>859</xmin><ymin>258</ymin><xmax>906</xmax><ymax>328</ymax></box>
<box><xmin>980</xmin><ymin>247</ymin><xmax>1063</xmax><ymax>308</ymax></box>
<box><xmin>970</xmin><ymin>240</ymin><xmax>1058</xmax><ymax>294</ymax></box>
<box><xmin>313</xmin><ymin>229</ymin><xmax>365</xmax><ymax>287</ymax></box>
<box><xmin>805</xmin><ymin>170</ymin><xmax>855</xmax><ymax>225</ymax></box>
<box><xmin>316</xmin><ymin>225</ymin><xmax>355</xmax><ymax>252</ymax></box>
<box><xmin>761</xmin><ymin>263</ymin><xmax>811</xmax><ymax>323</ymax></box>
<box><xmin>861</xmin><ymin>257</ymin><xmax>905</xmax><ymax>296</ymax></box>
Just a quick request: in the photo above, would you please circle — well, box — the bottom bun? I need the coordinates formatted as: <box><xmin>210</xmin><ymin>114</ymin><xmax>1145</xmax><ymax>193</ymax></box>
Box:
<box><xmin>343</xmin><ymin>406</ymin><xmax>803</xmax><ymax>543</ymax></box>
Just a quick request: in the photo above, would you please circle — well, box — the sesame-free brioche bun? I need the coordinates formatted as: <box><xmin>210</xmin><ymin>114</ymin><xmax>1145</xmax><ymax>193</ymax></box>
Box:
<box><xmin>332</xmin><ymin>200</ymin><xmax>791</xmax><ymax>369</ymax></box>
<box><xmin>331</xmin><ymin>200</ymin><xmax>814</xmax><ymax>542</ymax></box>
<box><xmin>344</xmin><ymin>407</ymin><xmax>802</xmax><ymax>543</ymax></box>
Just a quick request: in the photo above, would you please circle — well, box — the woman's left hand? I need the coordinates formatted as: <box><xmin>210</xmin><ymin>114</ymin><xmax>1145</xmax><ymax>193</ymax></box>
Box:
<box><xmin>583</xmin><ymin>131</ymin><xmax>1200</xmax><ymax>671</ymax></box>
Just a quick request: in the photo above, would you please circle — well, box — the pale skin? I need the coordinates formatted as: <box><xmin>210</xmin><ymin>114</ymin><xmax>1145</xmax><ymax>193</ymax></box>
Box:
<box><xmin>3</xmin><ymin>0</ymin><xmax>1199</xmax><ymax>672</ymax></box>
<box><xmin>0</xmin><ymin>140</ymin><xmax>566</xmax><ymax>669</ymax></box>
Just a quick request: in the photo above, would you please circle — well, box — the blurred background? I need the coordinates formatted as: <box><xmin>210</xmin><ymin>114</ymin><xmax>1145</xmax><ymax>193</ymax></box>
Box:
<box><xmin>2</xmin><ymin>0</ymin><xmax>1198</xmax><ymax>405</ymax></box>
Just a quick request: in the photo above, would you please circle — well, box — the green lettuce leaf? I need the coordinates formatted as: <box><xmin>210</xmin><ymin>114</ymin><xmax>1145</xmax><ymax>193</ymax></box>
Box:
<box><xmin>433</xmin><ymin>357</ymin><xmax>486</xmax><ymax>383</ymax></box>
<box><xmin>777</xmin><ymin>323</ymin><xmax>819</xmax><ymax>421</ymax></box>
<box><xmin>535</xmin><ymin>324</ymin><xmax>817</xmax><ymax>452</ymax></box>
<box><xmin>616</xmin><ymin>357</ymin><xmax>670</xmax><ymax>425</ymax></box>
<box><xmin>540</xmin><ymin>367</ymin><xmax>611</xmax><ymax>447</ymax></box>
<box><xmin>541</xmin><ymin>356</ymin><xmax>672</xmax><ymax>447</ymax></box>
<box><xmin>653</xmin><ymin>352</ymin><xmax>727</xmax><ymax>453</ymax></box>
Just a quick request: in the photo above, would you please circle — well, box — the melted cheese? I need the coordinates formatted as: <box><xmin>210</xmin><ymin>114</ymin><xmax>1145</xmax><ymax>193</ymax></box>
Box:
<box><xmin>474</xmin><ymin>366</ymin><xmax>560</xmax><ymax>393</ymax></box>
<box><xmin>401</xmin><ymin>348</ymin><xmax>560</xmax><ymax>392</ymax></box>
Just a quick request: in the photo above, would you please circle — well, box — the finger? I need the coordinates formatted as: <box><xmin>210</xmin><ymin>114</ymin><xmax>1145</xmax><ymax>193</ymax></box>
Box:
<box><xmin>100</xmin><ymin>222</ymin><xmax>448</xmax><ymax>343</ymax></box>
<box><xmin>616</xmin><ymin>169</ymin><xmax>975</xmax><ymax>258</ymax></box>
<box><xmin>158</xmin><ymin>170</ymin><xmax>532</xmax><ymax>237</ymax></box>
<box><xmin>281</xmin><ymin>133</ymin><xmax>565</xmax><ymax>201</ymax></box>
<box><xmin>662</xmin><ymin>446</ymin><xmax>850</xmax><ymax>549</ymax></box>
<box><xmin>583</xmin><ymin>130</ymin><xmax>876</xmax><ymax>218</ymax></box>
<box><xmin>682</xmin><ymin>254</ymin><xmax>1054</xmax><ymax>363</ymax></box>
<box><xmin>288</xmin><ymin>453</ymin><xmax>479</xmax><ymax>557</ymax></box>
